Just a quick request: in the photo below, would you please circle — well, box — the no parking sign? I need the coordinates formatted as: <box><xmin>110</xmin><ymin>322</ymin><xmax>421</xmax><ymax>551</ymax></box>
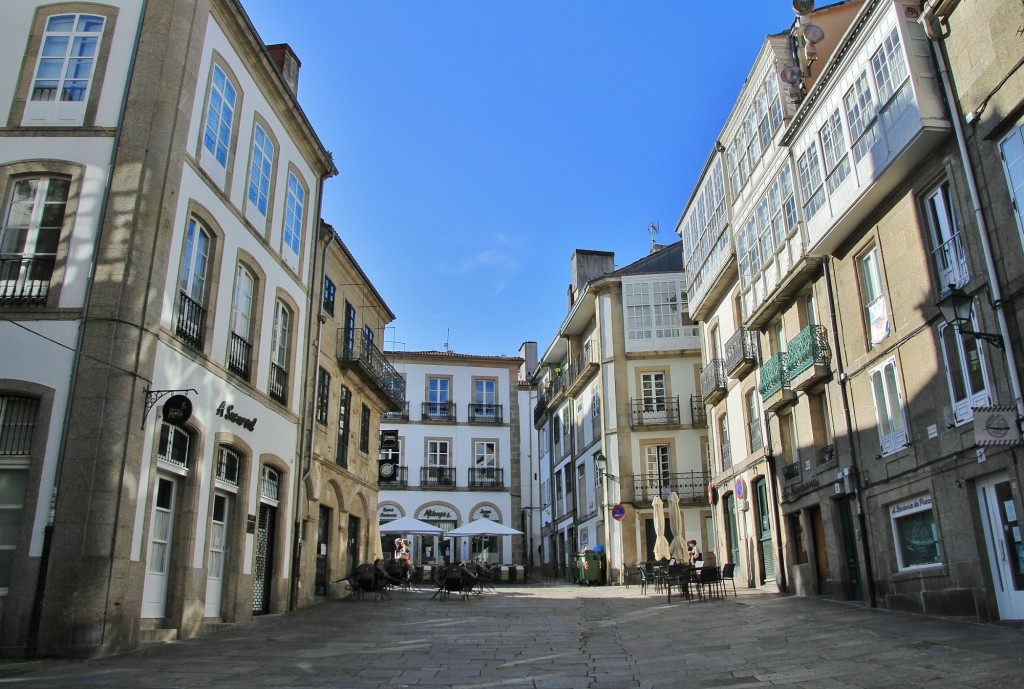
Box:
<box><xmin>611</xmin><ymin>504</ymin><xmax>626</xmax><ymax>521</ymax></box>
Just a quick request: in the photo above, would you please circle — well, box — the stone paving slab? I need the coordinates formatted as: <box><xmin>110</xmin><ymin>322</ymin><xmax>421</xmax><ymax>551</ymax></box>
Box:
<box><xmin>2</xmin><ymin>583</ymin><xmax>1024</xmax><ymax>688</ymax></box>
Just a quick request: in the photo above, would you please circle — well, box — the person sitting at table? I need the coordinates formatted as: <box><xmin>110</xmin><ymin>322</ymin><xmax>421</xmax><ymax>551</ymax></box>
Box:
<box><xmin>687</xmin><ymin>539</ymin><xmax>702</xmax><ymax>565</ymax></box>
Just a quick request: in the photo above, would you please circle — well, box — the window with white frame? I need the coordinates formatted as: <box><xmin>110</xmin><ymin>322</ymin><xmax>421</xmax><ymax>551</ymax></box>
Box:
<box><xmin>269</xmin><ymin>301</ymin><xmax>291</xmax><ymax>404</ymax></box>
<box><xmin>246</xmin><ymin>124</ymin><xmax>274</xmax><ymax>225</ymax></box>
<box><xmin>281</xmin><ymin>172</ymin><xmax>305</xmax><ymax>270</ymax></box>
<box><xmin>216</xmin><ymin>446</ymin><xmax>240</xmax><ymax>486</ymax></box>
<box><xmin>871</xmin><ymin>27</ymin><xmax>910</xmax><ymax>107</ymax></box>
<box><xmin>644</xmin><ymin>444</ymin><xmax>671</xmax><ymax>498</ymax></box>
<box><xmin>201</xmin><ymin>63</ymin><xmax>237</xmax><ymax>182</ymax></box>
<box><xmin>1</xmin><ymin>176</ymin><xmax>70</xmax><ymax>302</ymax></box>
<box><xmin>24</xmin><ymin>14</ymin><xmax>106</xmax><ymax>125</ymax></box>
<box><xmin>641</xmin><ymin>372</ymin><xmax>667</xmax><ymax>412</ymax></box>
<box><xmin>718</xmin><ymin>414</ymin><xmax>731</xmax><ymax>470</ymax></box>
<box><xmin>737</xmin><ymin>163</ymin><xmax>798</xmax><ymax>287</ymax></box>
<box><xmin>316</xmin><ymin>367</ymin><xmax>330</xmax><ymax>425</ymax></box>
<box><xmin>625</xmin><ymin>282</ymin><xmax>652</xmax><ymax>340</ymax></box>
<box><xmin>844</xmin><ymin>71</ymin><xmax>879</xmax><ymax>163</ymax></box>
<box><xmin>819</xmin><ymin>108</ymin><xmax>851</xmax><ymax>194</ymax></box>
<box><xmin>652</xmin><ymin>281</ymin><xmax>681</xmax><ymax>338</ymax></box>
<box><xmin>890</xmin><ymin>496</ymin><xmax>941</xmax><ymax>570</ymax></box>
<box><xmin>227</xmin><ymin>264</ymin><xmax>254</xmax><ymax>379</ymax></box>
<box><xmin>998</xmin><ymin>118</ymin><xmax>1024</xmax><ymax>249</ymax></box>
<box><xmin>680</xmin><ymin>159</ymin><xmax>728</xmax><ymax>296</ymax></box>
<box><xmin>797</xmin><ymin>143</ymin><xmax>825</xmax><ymax>219</ymax></box>
<box><xmin>727</xmin><ymin>70</ymin><xmax>784</xmax><ymax>196</ymax></box>
<box><xmin>0</xmin><ymin>395</ymin><xmax>38</xmax><ymax>593</ymax></box>
<box><xmin>859</xmin><ymin>245</ymin><xmax>889</xmax><ymax>347</ymax></box>
<box><xmin>625</xmin><ymin>280</ymin><xmax>682</xmax><ymax>343</ymax></box>
<box><xmin>157</xmin><ymin>422</ymin><xmax>191</xmax><ymax>471</ymax></box>
<box><xmin>427</xmin><ymin>440</ymin><xmax>450</xmax><ymax>467</ymax></box>
<box><xmin>577</xmin><ymin>463</ymin><xmax>588</xmax><ymax>515</ymax></box>
<box><xmin>474</xmin><ymin>440</ymin><xmax>496</xmax><ymax>468</ymax></box>
<box><xmin>939</xmin><ymin>319</ymin><xmax>990</xmax><ymax>425</ymax></box>
<box><xmin>923</xmin><ymin>183</ymin><xmax>968</xmax><ymax>292</ymax></box>
<box><xmin>869</xmin><ymin>358</ymin><xmax>908</xmax><ymax>456</ymax></box>
<box><xmin>177</xmin><ymin>218</ymin><xmax>211</xmax><ymax>349</ymax></box>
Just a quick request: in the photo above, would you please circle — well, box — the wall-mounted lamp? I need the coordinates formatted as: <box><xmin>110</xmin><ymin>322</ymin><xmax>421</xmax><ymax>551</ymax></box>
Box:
<box><xmin>594</xmin><ymin>453</ymin><xmax>618</xmax><ymax>483</ymax></box>
<box><xmin>936</xmin><ymin>285</ymin><xmax>1004</xmax><ymax>349</ymax></box>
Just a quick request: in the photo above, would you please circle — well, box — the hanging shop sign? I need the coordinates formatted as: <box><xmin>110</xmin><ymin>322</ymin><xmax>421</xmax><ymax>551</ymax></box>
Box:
<box><xmin>161</xmin><ymin>394</ymin><xmax>193</xmax><ymax>426</ymax></box>
<box><xmin>973</xmin><ymin>406</ymin><xmax>1021</xmax><ymax>447</ymax></box>
<box><xmin>215</xmin><ymin>401</ymin><xmax>257</xmax><ymax>431</ymax></box>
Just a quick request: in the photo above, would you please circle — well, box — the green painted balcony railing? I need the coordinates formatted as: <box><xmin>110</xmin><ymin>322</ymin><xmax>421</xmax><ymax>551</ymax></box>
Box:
<box><xmin>786</xmin><ymin>324</ymin><xmax>832</xmax><ymax>379</ymax></box>
<box><xmin>758</xmin><ymin>352</ymin><xmax>789</xmax><ymax>400</ymax></box>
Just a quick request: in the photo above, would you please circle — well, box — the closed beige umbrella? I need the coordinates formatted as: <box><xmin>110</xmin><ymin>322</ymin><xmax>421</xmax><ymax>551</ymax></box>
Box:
<box><xmin>652</xmin><ymin>496</ymin><xmax>671</xmax><ymax>561</ymax></box>
<box><xmin>668</xmin><ymin>492</ymin><xmax>686</xmax><ymax>561</ymax></box>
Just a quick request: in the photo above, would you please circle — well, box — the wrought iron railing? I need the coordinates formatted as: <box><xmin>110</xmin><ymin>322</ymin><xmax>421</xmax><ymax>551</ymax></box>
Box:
<box><xmin>469</xmin><ymin>403</ymin><xmax>503</xmax><ymax>424</ymax></box>
<box><xmin>421</xmin><ymin>466</ymin><xmax>456</xmax><ymax>487</ymax></box>
<box><xmin>382</xmin><ymin>402</ymin><xmax>410</xmax><ymax>421</ymax></box>
<box><xmin>176</xmin><ymin>291</ymin><xmax>205</xmax><ymax>349</ymax></box>
<box><xmin>379</xmin><ymin>465</ymin><xmax>408</xmax><ymax>487</ymax></box>
<box><xmin>759</xmin><ymin>352</ymin><xmax>789</xmax><ymax>400</ymax></box>
<box><xmin>533</xmin><ymin>391</ymin><xmax>549</xmax><ymax>426</ymax></box>
<box><xmin>748</xmin><ymin>418</ymin><xmax>763</xmax><ymax>453</ymax></box>
<box><xmin>700</xmin><ymin>359</ymin><xmax>727</xmax><ymax>401</ymax></box>
<box><xmin>723</xmin><ymin>328</ymin><xmax>759</xmax><ymax>375</ymax></box>
<box><xmin>630</xmin><ymin>471</ymin><xmax>709</xmax><ymax>503</ymax></box>
<box><xmin>336</xmin><ymin>332</ymin><xmax>406</xmax><ymax>407</ymax></box>
<box><xmin>228</xmin><ymin>331</ymin><xmax>252</xmax><ymax>380</ymax></box>
<box><xmin>0</xmin><ymin>256</ymin><xmax>54</xmax><ymax>305</ymax></box>
<box><xmin>786</xmin><ymin>324</ymin><xmax>831</xmax><ymax>379</ymax></box>
<box><xmin>630</xmin><ymin>396</ymin><xmax>681</xmax><ymax>426</ymax></box>
<box><xmin>269</xmin><ymin>362</ymin><xmax>288</xmax><ymax>404</ymax></box>
<box><xmin>565</xmin><ymin>340</ymin><xmax>599</xmax><ymax>393</ymax></box>
<box><xmin>468</xmin><ymin>467</ymin><xmax>504</xmax><ymax>488</ymax></box>
<box><xmin>422</xmin><ymin>402</ymin><xmax>456</xmax><ymax>422</ymax></box>
<box><xmin>690</xmin><ymin>395</ymin><xmax>707</xmax><ymax>426</ymax></box>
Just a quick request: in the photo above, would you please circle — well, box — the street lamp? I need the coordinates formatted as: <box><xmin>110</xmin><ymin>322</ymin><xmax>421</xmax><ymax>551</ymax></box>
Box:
<box><xmin>936</xmin><ymin>285</ymin><xmax>1004</xmax><ymax>349</ymax></box>
<box><xmin>594</xmin><ymin>453</ymin><xmax>618</xmax><ymax>482</ymax></box>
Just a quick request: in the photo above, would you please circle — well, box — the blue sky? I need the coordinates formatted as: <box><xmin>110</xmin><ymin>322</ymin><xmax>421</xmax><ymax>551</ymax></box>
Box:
<box><xmin>242</xmin><ymin>1</ymin><xmax>797</xmax><ymax>358</ymax></box>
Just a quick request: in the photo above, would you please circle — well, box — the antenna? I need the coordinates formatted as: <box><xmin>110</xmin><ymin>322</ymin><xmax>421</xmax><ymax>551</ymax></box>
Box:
<box><xmin>648</xmin><ymin>221</ymin><xmax>660</xmax><ymax>248</ymax></box>
<box><xmin>444</xmin><ymin>328</ymin><xmax>450</xmax><ymax>353</ymax></box>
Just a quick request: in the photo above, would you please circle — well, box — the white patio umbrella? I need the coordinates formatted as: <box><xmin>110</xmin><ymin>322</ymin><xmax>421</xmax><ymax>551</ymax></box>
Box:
<box><xmin>446</xmin><ymin>517</ymin><xmax>523</xmax><ymax>537</ymax></box>
<box><xmin>668</xmin><ymin>492</ymin><xmax>686</xmax><ymax>561</ymax></box>
<box><xmin>378</xmin><ymin>515</ymin><xmax>443</xmax><ymax>536</ymax></box>
<box><xmin>652</xmin><ymin>496</ymin><xmax>671</xmax><ymax>561</ymax></box>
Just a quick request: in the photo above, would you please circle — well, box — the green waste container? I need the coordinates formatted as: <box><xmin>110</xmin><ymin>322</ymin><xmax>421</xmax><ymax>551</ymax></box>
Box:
<box><xmin>575</xmin><ymin>551</ymin><xmax>602</xmax><ymax>585</ymax></box>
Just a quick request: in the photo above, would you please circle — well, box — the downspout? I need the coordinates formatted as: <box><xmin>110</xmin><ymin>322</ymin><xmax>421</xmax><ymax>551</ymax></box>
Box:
<box><xmin>824</xmin><ymin>259</ymin><xmax>878</xmax><ymax>608</ymax></box>
<box><xmin>27</xmin><ymin>0</ymin><xmax>149</xmax><ymax>657</ymax></box>
<box><xmin>925</xmin><ymin>16</ymin><xmax>1024</xmax><ymax>422</ymax></box>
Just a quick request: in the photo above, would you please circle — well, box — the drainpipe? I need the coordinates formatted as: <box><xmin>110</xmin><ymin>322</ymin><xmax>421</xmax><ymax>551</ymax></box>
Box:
<box><xmin>926</xmin><ymin>19</ymin><xmax>1024</xmax><ymax>423</ymax></box>
<box><xmin>27</xmin><ymin>0</ymin><xmax>149</xmax><ymax>657</ymax></box>
<box><xmin>824</xmin><ymin>259</ymin><xmax>877</xmax><ymax>608</ymax></box>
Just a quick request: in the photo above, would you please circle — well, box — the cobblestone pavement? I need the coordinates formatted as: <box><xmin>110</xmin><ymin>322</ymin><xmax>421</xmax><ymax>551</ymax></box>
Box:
<box><xmin>3</xmin><ymin>581</ymin><xmax>1024</xmax><ymax>688</ymax></box>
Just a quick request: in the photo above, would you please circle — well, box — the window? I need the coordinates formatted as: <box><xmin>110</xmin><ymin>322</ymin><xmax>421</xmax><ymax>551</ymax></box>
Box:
<box><xmin>322</xmin><ymin>277</ymin><xmax>336</xmax><ymax>317</ymax></box>
<box><xmin>202</xmin><ymin>63</ymin><xmax>237</xmax><ymax>174</ymax></box>
<box><xmin>177</xmin><ymin>218</ymin><xmax>210</xmax><ymax>349</ymax></box>
<box><xmin>426</xmin><ymin>377</ymin><xmax>450</xmax><ymax>418</ymax></box>
<box><xmin>1000</xmin><ymin>118</ymin><xmax>1024</xmax><ymax>246</ymax></box>
<box><xmin>427</xmin><ymin>440</ymin><xmax>450</xmax><ymax>466</ymax></box>
<box><xmin>316</xmin><ymin>367</ymin><xmax>330</xmax><ymax>425</ymax></box>
<box><xmin>0</xmin><ymin>395</ymin><xmax>38</xmax><ymax>593</ymax></box>
<box><xmin>260</xmin><ymin>465</ymin><xmax>280</xmax><ymax>501</ymax></box>
<box><xmin>625</xmin><ymin>282</ymin><xmax>652</xmax><ymax>340</ymax></box>
<box><xmin>860</xmin><ymin>245</ymin><xmax>889</xmax><ymax>347</ymax></box>
<box><xmin>281</xmin><ymin>172</ymin><xmax>305</xmax><ymax>270</ymax></box>
<box><xmin>844</xmin><ymin>71</ymin><xmax>879</xmax><ymax>163</ymax></box>
<box><xmin>923</xmin><ymin>183</ymin><xmax>968</xmax><ymax>291</ymax></box>
<box><xmin>577</xmin><ymin>463</ymin><xmax>588</xmax><ymax>515</ymax></box>
<box><xmin>718</xmin><ymin>414</ymin><xmax>731</xmax><ymax>471</ymax></box>
<box><xmin>228</xmin><ymin>264</ymin><xmax>254</xmax><ymax>380</ymax></box>
<box><xmin>890</xmin><ymin>496</ymin><xmax>941</xmax><ymax>570</ymax></box>
<box><xmin>342</xmin><ymin>301</ymin><xmax>356</xmax><ymax>358</ymax></box>
<box><xmin>246</xmin><ymin>124</ymin><xmax>274</xmax><ymax>223</ymax></box>
<box><xmin>870</xmin><ymin>359</ymin><xmax>908</xmax><ymax>456</ymax></box>
<box><xmin>216</xmin><ymin>446</ymin><xmax>240</xmax><ymax>486</ymax></box>
<box><xmin>644</xmin><ymin>444</ymin><xmax>671</xmax><ymax>488</ymax></box>
<box><xmin>819</xmin><ymin>108</ymin><xmax>851</xmax><ymax>194</ymax></box>
<box><xmin>779</xmin><ymin>411</ymin><xmax>798</xmax><ymax>468</ymax></box>
<box><xmin>269</xmin><ymin>301</ymin><xmax>291</xmax><ymax>404</ymax></box>
<box><xmin>157</xmin><ymin>422</ymin><xmax>191</xmax><ymax>471</ymax></box>
<box><xmin>641</xmin><ymin>372</ymin><xmax>667</xmax><ymax>412</ymax></box>
<box><xmin>737</xmin><ymin>163</ymin><xmax>798</xmax><ymax>288</ymax></box>
<box><xmin>796</xmin><ymin>143</ymin><xmax>825</xmax><ymax>219</ymax></box>
<box><xmin>726</xmin><ymin>70</ymin><xmax>784</xmax><ymax>196</ymax></box>
<box><xmin>746</xmin><ymin>390</ymin><xmax>763</xmax><ymax>453</ymax></box>
<box><xmin>24</xmin><ymin>14</ymin><xmax>106</xmax><ymax>125</ymax></box>
<box><xmin>472</xmin><ymin>378</ymin><xmax>497</xmax><ymax>421</ymax></box>
<box><xmin>940</xmin><ymin>319</ymin><xmax>990</xmax><ymax>425</ymax></box>
<box><xmin>871</xmin><ymin>27</ymin><xmax>909</xmax><ymax>106</ymax></box>
<box><xmin>809</xmin><ymin>391</ymin><xmax>833</xmax><ymax>464</ymax></box>
<box><xmin>1</xmin><ymin>176</ymin><xmax>69</xmax><ymax>304</ymax></box>
<box><xmin>359</xmin><ymin>404</ymin><xmax>370</xmax><ymax>453</ymax></box>
<box><xmin>625</xmin><ymin>280</ymin><xmax>682</xmax><ymax>342</ymax></box>
<box><xmin>337</xmin><ymin>385</ymin><xmax>351</xmax><ymax>467</ymax></box>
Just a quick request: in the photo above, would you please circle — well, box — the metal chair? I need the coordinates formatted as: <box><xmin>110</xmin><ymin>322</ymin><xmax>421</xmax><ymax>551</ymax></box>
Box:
<box><xmin>697</xmin><ymin>566</ymin><xmax>723</xmax><ymax>601</ymax></box>
<box><xmin>720</xmin><ymin>562</ymin><xmax>737</xmax><ymax>597</ymax></box>
<box><xmin>665</xmin><ymin>564</ymin><xmax>695</xmax><ymax>603</ymax></box>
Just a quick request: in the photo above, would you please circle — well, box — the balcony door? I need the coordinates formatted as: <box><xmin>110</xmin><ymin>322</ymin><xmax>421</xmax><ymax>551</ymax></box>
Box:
<box><xmin>640</xmin><ymin>372</ymin><xmax>667</xmax><ymax>423</ymax></box>
<box><xmin>0</xmin><ymin>177</ymin><xmax>68</xmax><ymax>303</ymax></box>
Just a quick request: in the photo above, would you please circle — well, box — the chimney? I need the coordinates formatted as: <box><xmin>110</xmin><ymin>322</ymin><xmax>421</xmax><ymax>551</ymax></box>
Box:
<box><xmin>569</xmin><ymin>249</ymin><xmax>615</xmax><ymax>307</ymax></box>
<box><xmin>266</xmin><ymin>43</ymin><xmax>301</xmax><ymax>96</ymax></box>
<box><xmin>519</xmin><ymin>341</ymin><xmax>538</xmax><ymax>381</ymax></box>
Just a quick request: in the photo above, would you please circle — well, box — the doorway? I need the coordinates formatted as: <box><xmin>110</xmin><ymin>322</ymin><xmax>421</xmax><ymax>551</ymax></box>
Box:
<box><xmin>978</xmin><ymin>473</ymin><xmax>1024</xmax><ymax>619</ymax></box>
<box><xmin>204</xmin><ymin>492</ymin><xmax>229</xmax><ymax>617</ymax></box>
<box><xmin>316</xmin><ymin>506</ymin><xmax>330</xmax><ymax>596</ymax></box>
<box><xmin>838</xmin><ymin>497</ymin><xmax>863</xmax><ymax>601</ymax></box>
<box><xmin>142</xmin><ymin>475</ymin><xmax>177</xmax><ymax>618</ymax></box>
<box><xmin>755</xmin><ymin>479</ymin><xmax>775</xmax><ymax>583</ymax></box>
<box><xmin>252</xmin><ymin>502</ymin><xmax>276</xmax><ymax>615</ymax></box>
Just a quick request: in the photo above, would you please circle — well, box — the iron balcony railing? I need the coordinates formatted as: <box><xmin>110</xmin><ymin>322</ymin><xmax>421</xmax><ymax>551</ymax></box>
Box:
<box><xmin>421</xmin><ymin>466</ymin><xmax>456</xmax><ymax>487</ymax></box>
<box><xmin>269</xmin><ymin>362</ymin><xmax>288</xmax><ymax>405</ymax></box>
<box><xmin>228</xmin><ymin>331</ymin><xmax>252</xmax><ymax>380</ymax></box>
<box><xmin>700</xmin><ymin>358</ymin><xmax>727</xmax><ymax>402</ymax></box>
<box><xmin>631</xmin><ymin>471</ymin><xmax>709</xmax><ymax>504</ymax></box>
<box><xmin>630</xmin><ymin>396</ymin><xmax>681</xmax><ymax>427</ymax></box>
<box><xmin>786</xmin><ymin>324</ymin><xmax>832</xmax><ymax>380</ymax></box>
<box><xmin>782</xmin><ymin>462</ymin><xmax>801</xmax><ymax>481</ymax></box>
<box><xmin>933</xmin><ymin>232</ymin><xmax>969</xmax><ymax>294</ymax></box>
<box><xmin>564</xmin><ymin>341</ymin><xmax>599</xmax><ymax>396</ymax></box>
<box><xmin>336</xmin><ymin>332</ymin><xmax>406</xmax><ymax>408</ymax></box>
<box><xmin>176</xmin><ymin>291</ymin><xmax>205</xmax><ymax>349</ymax></box>
<box><xmin>469</xmin><ymin>403</ymin><xmax>503</xmax><ymax>424</ymax></box>
<box><xmin>749</xmin><ymin>418</ymin><xmax>763</xmax><ymax>453</ymax></box>
<box><xmin>379</xmin><ymin>465</ymin><xmax>409</xmax><ymax>487</ymax></box>
<box><xmin>690</xmin><ymin>395</ymin><xmax>707</xmax><ymax>426</ymax></box>
<box><xmin>382</xmin><ymin>402</ymin><xmax>410</xmax><ymax>421</ymax></box>
<box><xmin>533</xmin><ymin>391</ymin><xmax>549</xmax><ymax>427</ymax></box>
<box><xmin>723</xmin><ymin>328</ymin><xmax>759</xmax><ymax>376</ymax></box>
<box><xmin>422</xmin><ymin>402</ymin><xmax>456</xmax><ymax>422</ymax></box>
<box><xmin>0</xmin><ymin>256</ymin><xmax>54</xmax><ymax>305</ymax></box>
<box><xmin>759</xmin><ymin>352</ymin><xmax>790</xmax><ymax>400</ymax></box>
<box><xmin>468</xmin><ymin>467</ymin><xmax>504</xmax><ymax>488</ymax></box>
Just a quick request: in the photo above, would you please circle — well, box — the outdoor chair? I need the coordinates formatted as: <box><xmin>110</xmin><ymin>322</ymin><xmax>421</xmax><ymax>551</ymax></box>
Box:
<box><xmin>720</xmin><ymin>562</ymin><xmax>737</xmax><ymax>597</ymax></box>
<box><xmin>697</xmin><ymin>566</ymin><xmax>723</xmax><ymax>601</ymax></box>
<box><xmin>636</xmin><ymin>564</ymin><xmax>651</xmax><ymax>596</ymax></box>
<box><xmin>665</xmin><ymin>563</ymin><xmax>695</xmax><ymax>603</ymax></box>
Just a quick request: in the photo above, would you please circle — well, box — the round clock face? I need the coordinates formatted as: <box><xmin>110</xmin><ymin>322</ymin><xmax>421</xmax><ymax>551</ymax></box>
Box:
<box><xmin>380</xmin><ymin>462</ymin><xmax>396</xmax><ymax>478</ymax></box>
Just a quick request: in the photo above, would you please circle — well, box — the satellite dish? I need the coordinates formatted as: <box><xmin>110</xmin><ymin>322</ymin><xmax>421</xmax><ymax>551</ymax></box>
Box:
<box><xmin>780</xmin><ymin>66</ymin><xmax>803</xmax><ymax>85</ymax></box>
<box><xmin>793</xmin><ymin>0</ymin><xmax>815</xmax><ymax>14</ymax></box>
<box><xmin>803</xmin><ymin>24</ymin><xmax>825</xmax><ymax>44</ymax></box>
